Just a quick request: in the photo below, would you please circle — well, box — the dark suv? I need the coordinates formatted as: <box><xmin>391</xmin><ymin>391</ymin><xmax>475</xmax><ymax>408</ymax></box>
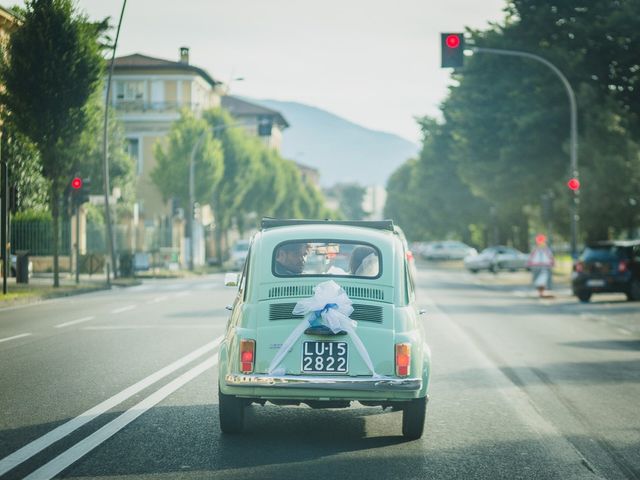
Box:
<box><xmin>572</xmin><ymin>240</ymin><xmax>640</xmax><ymax>302</ymax></box>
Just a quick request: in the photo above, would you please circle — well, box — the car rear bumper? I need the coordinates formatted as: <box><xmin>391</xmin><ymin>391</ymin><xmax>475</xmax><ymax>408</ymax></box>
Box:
<box><xmin>225</xmin><ymin>373</ymin><xmax>422</xmax><ymax>392</ymax></box>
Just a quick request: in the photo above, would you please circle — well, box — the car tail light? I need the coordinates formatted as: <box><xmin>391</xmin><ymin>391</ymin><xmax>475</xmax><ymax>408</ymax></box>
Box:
<box><xmin>406</xmin><ymin>251</ymin><xmax>414</xmax><ymax>262</ymax></box>
<box><xmin>574</xmin><ymin>261</ymin><xmax>584</xmax><ymax>273</ymax></box>
<box><xmin>618</xmin><ymin>260</ymin><xmax>629</xmax><ymax>273</ymax></box>
<box><xmin>395</xmin><ymin>343</ymin><xmax>411</xmax><ymax>377</ymax></box>
<box><xmin>240</xmin><ymin>339</ymin><xmax>255</xmax><ymax>374</ymax></box>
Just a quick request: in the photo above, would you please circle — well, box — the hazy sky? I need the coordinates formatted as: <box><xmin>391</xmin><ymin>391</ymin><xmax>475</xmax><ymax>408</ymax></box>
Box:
<box><xmin>70</xmin><ymin>0</ymin><xmax>506</xmax><ymax>143</ymax></box>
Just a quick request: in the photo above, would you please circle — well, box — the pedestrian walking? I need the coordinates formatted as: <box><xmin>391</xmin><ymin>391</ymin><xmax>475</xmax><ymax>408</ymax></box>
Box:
<box><xmin>527</xmin><ymin>234</ymin><xmax>555</xmax><ymax>298</ymax></box>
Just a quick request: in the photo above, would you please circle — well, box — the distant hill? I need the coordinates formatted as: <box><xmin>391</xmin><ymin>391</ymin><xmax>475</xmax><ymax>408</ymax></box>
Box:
<box><xmin>250</xmin><ymin>99</ymin><xmax>420</xmax><ymax>187</ymax></box>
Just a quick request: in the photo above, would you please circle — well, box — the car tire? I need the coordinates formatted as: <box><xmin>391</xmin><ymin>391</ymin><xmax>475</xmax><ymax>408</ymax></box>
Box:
<box><xmin>402</xmin><ymin>395</ymin><xmax>427</xmax><ymax>440</ymax></box>
<box><xmin>219</xmin><ymin>386</ymin><xmax>245</xmax><ymax>434</ymax></box>
<box><xmin>626</xmin><ymin>280</ymin><xmax>640</xmax><ymax>301</ymax></box>
<box><xmin>576</xmin><ymin>291</ymin><xmax>591</xmax><ymax>303</ymax></box>
<box><xmin>469</xmin><ymin>269</ymin><xmax>478</xmax><ymax>274</ymax></box>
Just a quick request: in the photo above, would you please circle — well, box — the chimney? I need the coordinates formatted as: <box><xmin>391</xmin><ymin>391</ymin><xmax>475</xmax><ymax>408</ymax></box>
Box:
<box><xmin>179</xmin><ymin>47</ymin><xmax>189</xmax><ymax>64</ymax></box>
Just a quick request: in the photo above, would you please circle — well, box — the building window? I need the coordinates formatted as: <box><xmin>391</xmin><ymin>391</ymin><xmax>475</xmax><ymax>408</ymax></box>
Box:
<box><xmin>116</xmin><ymin>81</ymin><xmax>145</xmax><ymax>101</ymax></box>
<box><xmin>125</xmin><ymin>138</ymin><xmax>142</xmax><ymax>175</ymax></box>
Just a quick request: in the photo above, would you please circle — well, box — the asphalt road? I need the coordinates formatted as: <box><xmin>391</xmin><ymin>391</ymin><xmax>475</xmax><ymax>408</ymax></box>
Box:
<box><xmin>0</xmin><ymin>266</ymin><xmax>638</xmax><ymax>479</ymax></box>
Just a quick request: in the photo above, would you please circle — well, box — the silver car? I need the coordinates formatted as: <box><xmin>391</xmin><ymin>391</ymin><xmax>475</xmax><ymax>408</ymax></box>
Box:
<box><xmin>464</xmin><ymin>246</ymin><xmax>529</xmax><ymax>273</ymax></box>
<box><xmin>421</xmin><ymin>241</ymin><xmax>477</xmax><ymax>260</ymax></box>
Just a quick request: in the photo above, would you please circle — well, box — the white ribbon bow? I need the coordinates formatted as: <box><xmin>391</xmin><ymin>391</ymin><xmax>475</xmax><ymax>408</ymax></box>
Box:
<box><xmin>267</xmin><ymin>280</ymin><xmax>380</xmax><ymax>377</ymax></box>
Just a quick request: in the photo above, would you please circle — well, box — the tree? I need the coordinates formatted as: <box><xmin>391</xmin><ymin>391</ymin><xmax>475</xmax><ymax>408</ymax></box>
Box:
<box><xmin>151</xmin><ymin>110</ymin><xmax>224</xmax><ymax>212</ymax></box>
<box><xmin>0</xmin><ymin>0</ymin><xmax>107</xmax><ymax>286</ymax></box>
<box><xmin>325</xmin><ymin>183</ymin><xmax>368</xmax><ymax>220</ymax></box>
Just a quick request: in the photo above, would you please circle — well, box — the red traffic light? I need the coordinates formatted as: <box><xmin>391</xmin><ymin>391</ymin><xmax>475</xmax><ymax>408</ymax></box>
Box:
<box><xmin>446</xmin><ymin>34</ymin><xmax>461</xmax><ymax>49</ymax></box>
<box><xmin>567</xmin><ymin>178</ymin><xmax>580</xmax><ymax>191</ymax></box>
<box><xmin>71</xmin><ymin>177</ymin><xmax>83</xmax><ymax>190</ymax></box>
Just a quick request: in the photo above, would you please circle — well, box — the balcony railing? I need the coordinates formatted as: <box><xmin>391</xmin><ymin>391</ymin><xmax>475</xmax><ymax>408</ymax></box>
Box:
<box><xmin>113</xmin><ymin>100</ymin><xmax>203</xmax><ymax>113</ymax></box>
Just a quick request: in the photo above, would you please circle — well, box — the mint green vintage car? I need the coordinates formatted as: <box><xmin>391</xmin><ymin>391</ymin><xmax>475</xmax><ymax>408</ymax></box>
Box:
<box><xmin>218</xmin><ymin>219</ymin><xmax>431</xmax><ymax>439</ymax></box>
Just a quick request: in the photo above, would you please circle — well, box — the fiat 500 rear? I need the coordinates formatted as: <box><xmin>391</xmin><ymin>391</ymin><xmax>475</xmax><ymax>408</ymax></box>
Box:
<box><xmin>218</xmin><ymin>219</ymin><xmax>431</xmax><ymax>439</ymax></box>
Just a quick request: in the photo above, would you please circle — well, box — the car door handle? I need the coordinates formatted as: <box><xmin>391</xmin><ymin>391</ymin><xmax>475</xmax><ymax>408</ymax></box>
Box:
<box><xmin>418</xmin><ymin>309</ymin><xmax>427</xmax><ymax>315</ymax></box>
<box><xmin>225</xmin><ymin>305</ymin><xmax>233</xmax><ymax>311</ymax></box>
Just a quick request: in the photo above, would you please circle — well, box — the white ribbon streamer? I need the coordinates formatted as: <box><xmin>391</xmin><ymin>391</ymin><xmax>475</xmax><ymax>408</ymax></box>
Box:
<box><xmin>267</xmin><ymin>280</ymin><xmax>381</xmax><ymax>377</ymax></box>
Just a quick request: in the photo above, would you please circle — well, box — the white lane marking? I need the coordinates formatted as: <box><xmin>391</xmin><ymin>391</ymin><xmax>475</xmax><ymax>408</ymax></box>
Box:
<box><xmin>55</xmin><ymin>317</ymin><xmax>95</xmax><ymax>328</ymax></box>
<box><xmin>25</xmin><ymin>355</ymin><xmax>218</xmax><ymax>480</ymax></box>
<box><xmin>84</xmin><ymin>325</ymin><xmax>216</xmax><ymax>330</ymax></box>
<box><xmin>110</xmin><ymin>305</ymin><xmax>136</xmax><ymax>314</ymax></box>
<box><xmin>146</xmin><ymin>296</ymin><xmax>167</xmax><ymax>304</ymax></box>
<box><xmin>0</xmin><ymin>336</ymin><xmax>223</xmax><ymax>477</ymax></box>
<box><xmin>0</xmin><ymin>333</ymin><xmax>31</xmax><ymax>343</ymax></box>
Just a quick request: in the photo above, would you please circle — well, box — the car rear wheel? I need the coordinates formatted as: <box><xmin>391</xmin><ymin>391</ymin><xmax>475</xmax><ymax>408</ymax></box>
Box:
<box><xmin>402</xmin><ymin>396</ymin><xmax>427</xmax><ymax>439</ymax></box>
<box><xmin>626</xmin><ymin>280</ymin><xmax>640</xmax><ymax>301</ymax></box>
<box><xmin>577</xmin><ymin>291</ymin><xmax>592</xmax><ymax>303</ymax></box>
<box><xmin>219</xmin><ymin>386</ymin><xmax>245</xmax><ymax>433</ymax></box>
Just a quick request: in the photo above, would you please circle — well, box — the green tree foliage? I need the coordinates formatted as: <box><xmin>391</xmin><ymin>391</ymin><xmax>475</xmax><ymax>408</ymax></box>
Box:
<box><xmin>201</xmin><ymin>108</ymin><xmax>334</xmax><ymax>262</ymax></box>
<box><xmin>387</xmin><ymin>0</ymin><xmax>640</xmax><ymax>248</ymax></box>
<box><xmin>152</xmin><ymin>109</ymin><xmax>224</xmax><ymax>212</ymax></box>
<box><xmin>325</xmin><ymin>183</ymin><xmax>368</xmax><ymax>220</ymax></box>
<box><xmin>0</xmin><ymin>0</ymin><xmax>106</xmax><ymax>286</ymax></box>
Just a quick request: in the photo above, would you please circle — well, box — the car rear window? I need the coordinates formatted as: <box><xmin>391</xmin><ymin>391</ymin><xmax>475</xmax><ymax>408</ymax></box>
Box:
<box><xmin>582</xmin><ymin>246</ymin><xmax>630</xmax><ymax>261</ymax></box>
<box><xmin>273</xmin><ymin>240</ymin><xmax>381</xmax><ymax>278</ymax></box>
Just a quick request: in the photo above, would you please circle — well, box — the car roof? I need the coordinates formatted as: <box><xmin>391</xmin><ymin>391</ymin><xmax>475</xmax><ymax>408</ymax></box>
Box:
<box><xmin>259</xmin><ymin>223</ymin><xmax>396</xmax><ymax>246</ymax></box>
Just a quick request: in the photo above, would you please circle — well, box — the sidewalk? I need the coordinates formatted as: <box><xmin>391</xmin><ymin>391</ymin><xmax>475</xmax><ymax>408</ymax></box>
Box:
<box><xmin>0</xmin><ymin>273</ymin><xmax>138</xmax><ymax>309</ymax></box>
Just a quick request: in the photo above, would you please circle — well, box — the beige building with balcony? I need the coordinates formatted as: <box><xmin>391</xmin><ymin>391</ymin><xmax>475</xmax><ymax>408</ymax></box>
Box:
<box><xmin>110</xmin><ymin>48</ymin><xmax>224</xmax><ymax>220</ymax></box>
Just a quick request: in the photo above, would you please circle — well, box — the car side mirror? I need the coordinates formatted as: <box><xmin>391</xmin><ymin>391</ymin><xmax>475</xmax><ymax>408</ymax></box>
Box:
<box><xmin>224</xmin><ymin>272</ymin><xmax>239</xmax><ymax>287</ymax></box>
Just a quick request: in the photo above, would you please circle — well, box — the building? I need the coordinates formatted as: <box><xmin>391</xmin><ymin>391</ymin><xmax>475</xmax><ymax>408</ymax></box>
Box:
<box><xmin>109</xmin><ymin>48</ymin><xmax>224</xmax><ymax>267</ymax></box>
<box><xmin>220</xmin><ymin>95</ymin><xmax>289</xmax><ymax>151</ymax></box>
<box><xmin>110</xmin><ymin>47</ymin><xmax>223</xmax><ymax>220</ymax></box>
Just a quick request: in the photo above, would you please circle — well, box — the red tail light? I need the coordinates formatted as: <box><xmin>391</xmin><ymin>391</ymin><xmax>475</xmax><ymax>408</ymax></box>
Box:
<box><xmin>406</xmin><ymin>251</ymin><xmax>414</xmax><ymax>262</ymax></box>
<box><xmin>240</xmin><ymin>339</ymin><xmax>255</xmax><ymax>373</ymax></box>
<box><xmin>618</xmin><ymin>260</ymin><xmax>629</xmax><ymax>273</ymax></box>
<box><xmin>574</xmin><ymin>261</ymin><xmax>584</xmax><ymax>273</ymax></box>
<box><xmin>395</xmin><ymin>343</ymin><xmax>411</xmax><ymax>377</ymax></box>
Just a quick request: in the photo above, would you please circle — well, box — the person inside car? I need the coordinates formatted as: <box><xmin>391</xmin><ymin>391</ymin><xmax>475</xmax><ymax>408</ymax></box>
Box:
<box><xmin>274</xmin><ymin>242</ymin><xmax>309</xmax><ymax>275</ymax></box>
<box><xmin>349</xmin><ymin>246</ymin><xmax>379</xmax><ymax>276</ymax></box>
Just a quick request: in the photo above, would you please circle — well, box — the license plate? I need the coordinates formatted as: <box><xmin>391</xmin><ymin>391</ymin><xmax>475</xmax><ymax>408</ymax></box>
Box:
<box><xmin>302</xmin><ymin>341</ymin><xmax>348</xmax><ymax>373</ymax></box>
<box><xmin>587</xmin><ymin>279</ymin><xmax>605</xmax><ymax>287</ymax></box>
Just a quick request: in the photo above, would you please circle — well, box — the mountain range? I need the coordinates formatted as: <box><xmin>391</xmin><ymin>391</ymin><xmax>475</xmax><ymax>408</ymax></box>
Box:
<box><xmin>250</xmin><ymin>99</ymin><xmax>420</xmax><ymax>187</ymax></box>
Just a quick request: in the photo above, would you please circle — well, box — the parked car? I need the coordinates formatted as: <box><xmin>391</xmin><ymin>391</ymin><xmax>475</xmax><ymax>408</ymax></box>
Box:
<box><xmin>464</xmin><ymin>245</ymin><xmax>530</xmax><ymax>273</ymax></box>
<box><xmin>571</xmin><ymin>240</ymin><xmax>640</xmax><ymax>302</ymax></box>
<box><xmin>227</xmin><ymin>239</ymin><xmax>250</xmax><ymax>271</ymax></box>
<box><xmin>219</xmin><ymin>219</ymin><xmax>431</xmax><ymax>438</ymax></box>
<box><xmin>421</xmin><ymin>240</ymin><xmax>477</xmax><ymax>260</ymax></box>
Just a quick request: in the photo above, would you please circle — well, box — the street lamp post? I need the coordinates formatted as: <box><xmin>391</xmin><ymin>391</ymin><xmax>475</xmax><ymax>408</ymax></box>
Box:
<box><xmin>102</xmin><ymin>0</ymin><xmax>128</xmax><ymax>282</ymax></box>
<box><xmin>472</xmin><ymin>47</ymin><xmax>579</xmax><ymax>258</ymax></box>
<box><xmin>187</xmin><ymin>133</ymin><xmax>207</xmax><ymax>271</ymax></box>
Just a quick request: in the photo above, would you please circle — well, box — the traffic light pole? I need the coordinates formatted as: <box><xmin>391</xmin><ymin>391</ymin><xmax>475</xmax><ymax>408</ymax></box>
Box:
<box><xmin>472</xmin><ymin>47</ymin><xmax>579</xmax><ymax>259</ymax></box>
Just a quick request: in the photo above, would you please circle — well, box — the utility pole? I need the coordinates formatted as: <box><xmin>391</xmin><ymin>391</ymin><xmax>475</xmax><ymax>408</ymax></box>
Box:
<box><xmin>0</xmin><ymin>129</ymin><xmax>7</xmax><ymax>294</ymax></box>
<box><xmin>472</xmin><ymin>47</ymin><xmax>579</xmax><ymax>259</ymax></box>
<box><xmin>102</xmin><ymin>0</ymin><xmax>127</xmax><ymax>284</ymax></box>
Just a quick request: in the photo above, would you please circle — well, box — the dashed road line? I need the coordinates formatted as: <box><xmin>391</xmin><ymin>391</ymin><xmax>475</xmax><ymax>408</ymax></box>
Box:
<box><xmin>0</xmin><ymin>333</ymin><xmax>31</xmax><ymax>343</ymax></box>
<box><xmin>110</xmin><ymin>305</ymin><xmax>136</xmax><ymax>314</ymax></box>
<box><xmin>55</xmin><ymin>316</ymin><xmax>95</xmax><ymax>328</ymax></box>
<box><xmin>146</xmin><ymin>296</ymin><xmax>167</xmax><ymax>304</ymax></box>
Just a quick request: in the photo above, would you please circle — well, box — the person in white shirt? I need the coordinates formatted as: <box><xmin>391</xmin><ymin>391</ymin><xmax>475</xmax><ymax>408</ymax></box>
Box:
<box><xmin>527</xmin><ymin>235</ymin><xmax>555</xmax><ymax>298</ymax></box>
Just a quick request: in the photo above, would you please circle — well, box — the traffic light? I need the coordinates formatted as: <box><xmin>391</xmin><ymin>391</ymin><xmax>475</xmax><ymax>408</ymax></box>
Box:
<box><xmin>567</xmin><ymin>178</ymin><xmax>580</xmax><ymax>191</ymax></box>
<box><xmin>70</xmin><ymin>176</ymin><xmax>91</xmax><ymax>205</ymax></box>
<box><xmin>441</xmin><ymin>33</ymin><xmax>465</xmax><ymax>68</ymax></box>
